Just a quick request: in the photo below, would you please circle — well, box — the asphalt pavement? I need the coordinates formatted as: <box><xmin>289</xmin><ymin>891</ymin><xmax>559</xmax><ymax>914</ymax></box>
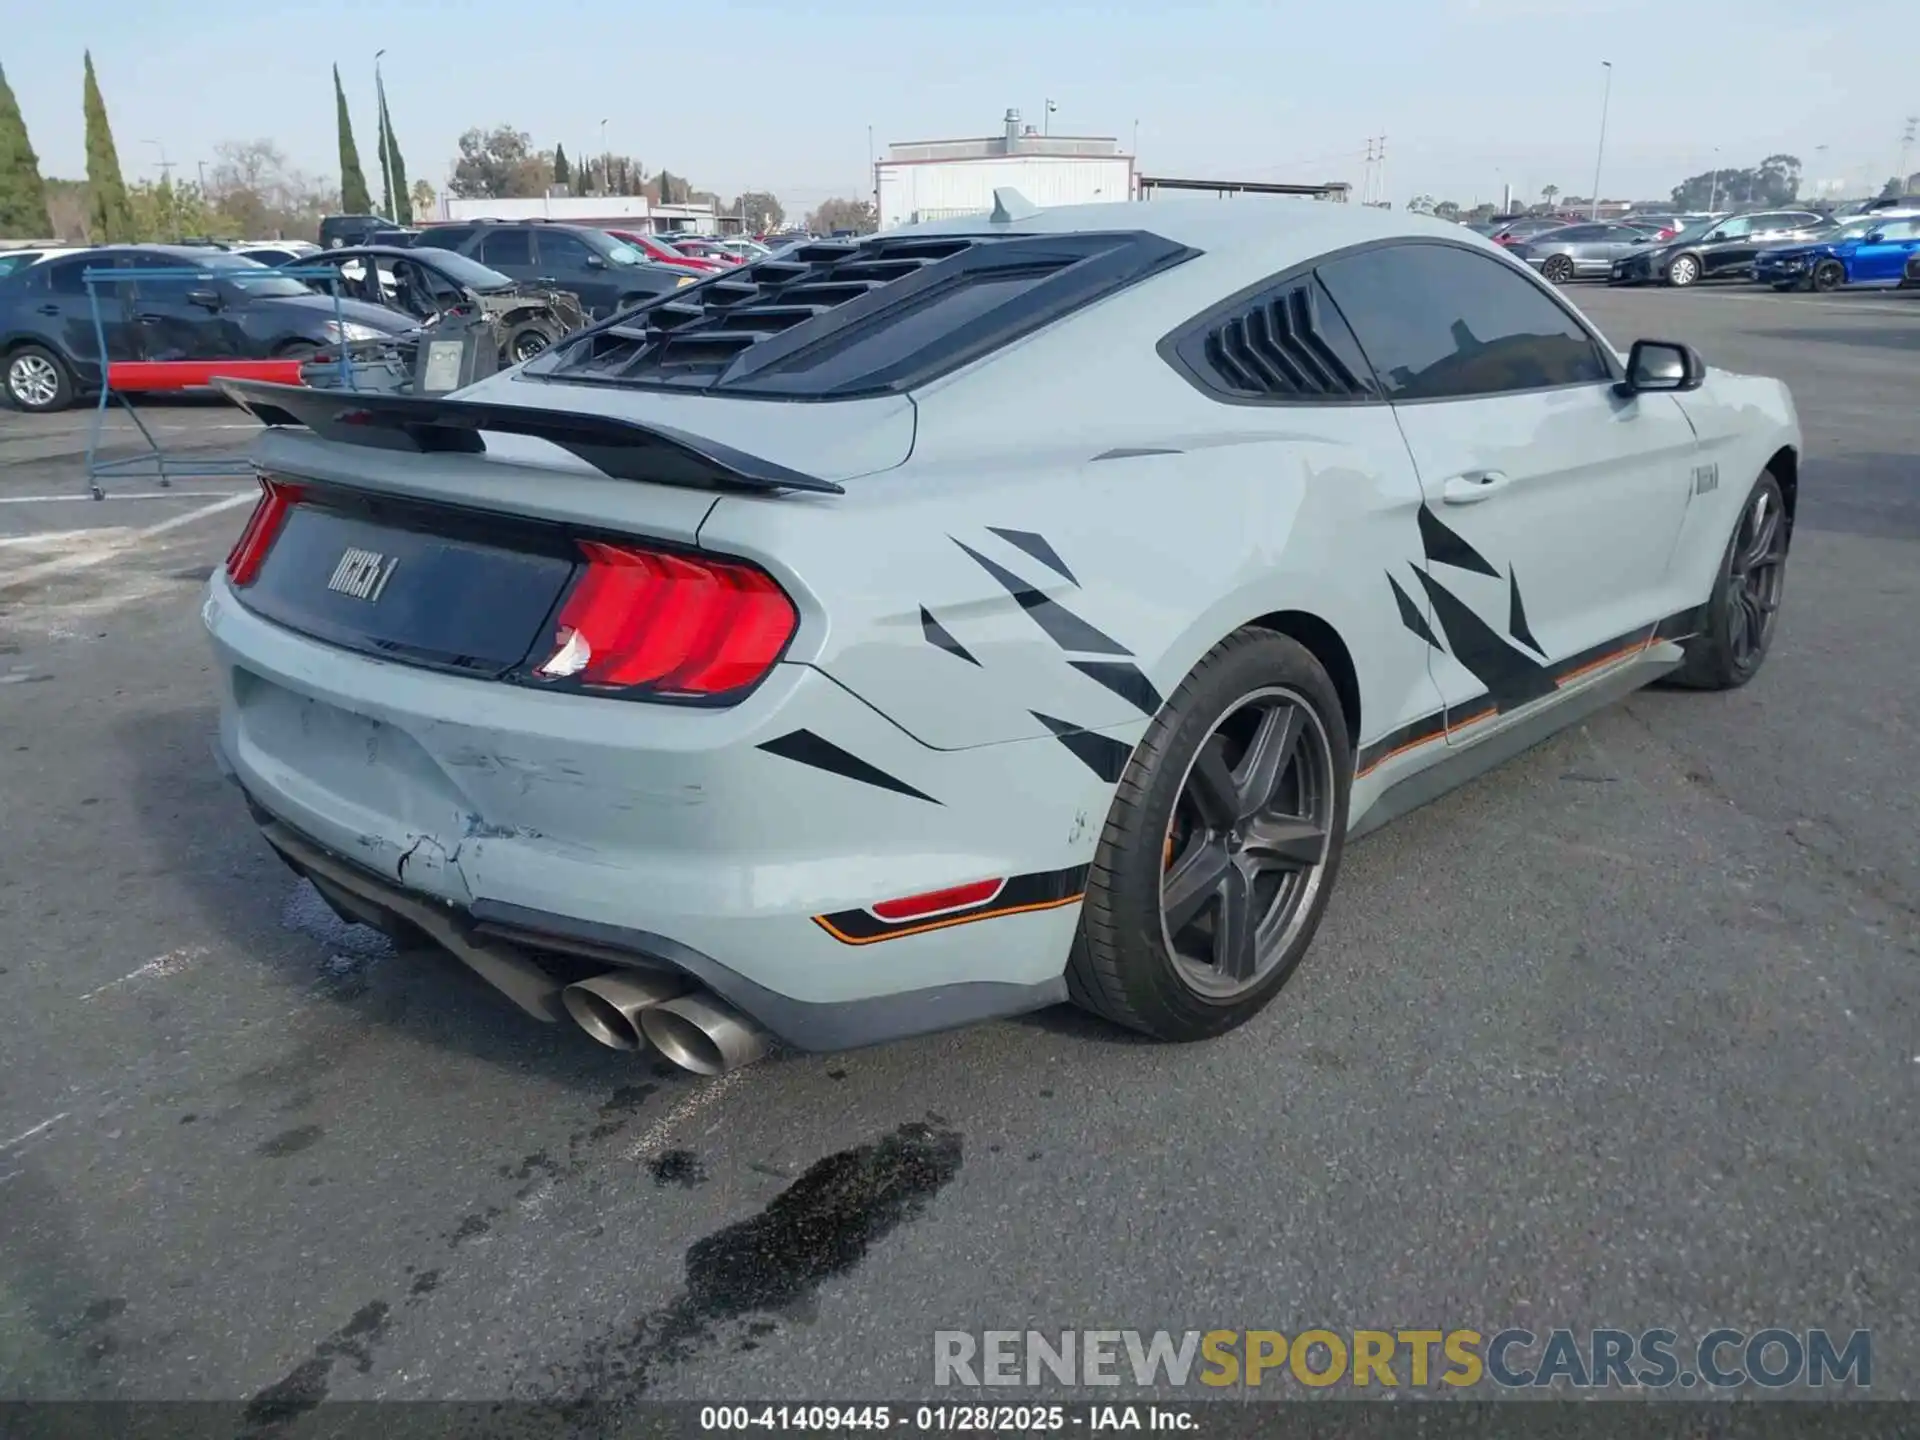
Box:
<box><xmin>0</xmin><ymin>286</ymin><xmax>1915</xmax><ymax>1410</ymax></box>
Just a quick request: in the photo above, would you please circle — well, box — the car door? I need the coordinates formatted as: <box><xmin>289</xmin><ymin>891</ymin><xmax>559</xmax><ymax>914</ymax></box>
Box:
<box><xmin>530</xmin><ymin>230</ymin><xmax>615</xmax><ymax>316</ymax></box>
<box><xmin>36</xmin><ymin>254</ymin><xmax>139</xmax><ymax>379</ymax></box>
<box><xmin>1315</xmin><ymin>241</ymin><xmax>1701</xmax><ymax>741</ymax></box>
<box><xmin>1852</xmin><ymin>218</ymin><xmax>1920</xmax><ymax>281</ymax></box>
<box><xmin>475</xmin><ymin>228</ymin><xmax>536</xmax><ymax>288</ymax></box>
<box><xmin>1696</xmin><ymin>214</ymin><xmax>1760</xmax><ymax>276</ymax></box>
<box><xmin>124</xmin><ymin>251</ymin><xmax>237</xmax><ymax>361</ymax></box>
<box><xmin>1597</xmin><ymin>224</ymin><xmax>1655</xmax><ymax>273</ymax></box>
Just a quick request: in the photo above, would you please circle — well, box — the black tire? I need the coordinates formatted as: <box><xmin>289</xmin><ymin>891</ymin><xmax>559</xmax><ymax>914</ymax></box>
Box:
<box><xmin>1811</xmin><ymin>260</ymin><xmax>1845</xmax><ymax>293</ymax></box>
<box><xmin>1666</xmin><ymin>253</ymin><xmax>1701</xmax><ymax>287</ymax></box>
<box><xmin>5</xmin><ymin>343</ymin><xmax>76</xmax><ymax>413</ymax></box>
<box><xmin>505</xmin><ymin>321</ymin><xmax>558</xmax><ymax>365</ymax></box>
<box><xmin>277</xmin><ymin>341</ymin><xmax>321</xmax><ymax>360</ymax></box>
<box><xmin>1668</xmin><ymin>470</ymin><xmax>1790</xmax><ymax>691</ymax></box>
<box><xmin>1542</xmin><ymin>255</ymin><xmax>1574</xmax><ymax>284</ymax></box>
<box><xmin>1070</xmin><ymin>628</ymin><xmax>1351</xmax><ymax>1042</ymax></box>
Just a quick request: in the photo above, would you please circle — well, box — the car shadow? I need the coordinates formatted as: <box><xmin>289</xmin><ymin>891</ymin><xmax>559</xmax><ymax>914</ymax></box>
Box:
<box><xmin>111</xmin><ymin>702</ymin><xmax>729</xmax><ymax>1095</ymax></box>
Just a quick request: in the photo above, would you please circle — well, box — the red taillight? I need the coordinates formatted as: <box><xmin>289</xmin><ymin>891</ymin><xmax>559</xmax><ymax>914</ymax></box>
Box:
<box><xmin>224</xmin><ymin>477</ymin><xmax>303</xmax><ymax>586</ymax></box>
<box><xmin>869</xmin><ymin>878</ymin><xmax>1007</xmax><ymax>922</ymax></box>
<box><xmin>532</xmin><ymin>540</ymin><xmax>797</xmax><ymax>698</ymax></box>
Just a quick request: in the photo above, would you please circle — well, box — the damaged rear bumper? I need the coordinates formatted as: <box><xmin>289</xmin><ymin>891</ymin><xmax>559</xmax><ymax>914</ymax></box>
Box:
<box><xmin>227</xmin><ymin>769</ymin><xmax>1068</xmax><ymax>1054</ymax></box>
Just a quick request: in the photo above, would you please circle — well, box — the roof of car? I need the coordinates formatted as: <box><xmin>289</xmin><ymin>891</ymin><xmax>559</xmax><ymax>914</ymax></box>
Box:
<box><xmin>891</xmin><ymin>196</ymin><xmax>1493</xmax><ymax>260</ymax></box>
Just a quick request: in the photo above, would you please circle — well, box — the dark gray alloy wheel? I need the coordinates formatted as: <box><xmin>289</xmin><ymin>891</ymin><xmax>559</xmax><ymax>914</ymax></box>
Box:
<box><xmin>1811</xmin><ymin>259</ymin><xmax>1845</xmax><ymax>292</ymax></box>
<box><xmin>1542</xmin><ymin>254</ymin><xmax>1575</xmax><ymax>284</ymax></box>
<box><xmin>1160</xmin><ymin>686</ymin><xmax>1337</xmax><ymax>998</ymax></box>
<box><xmin>1669</xmin><ymin>471</ymin><xmax>1790</xmax><ymax>690</ymax></box>
<box><xmin>1069</xmin><ymin>628</ymin><xmax>1351</xmax><ymax>1042</ymax></box>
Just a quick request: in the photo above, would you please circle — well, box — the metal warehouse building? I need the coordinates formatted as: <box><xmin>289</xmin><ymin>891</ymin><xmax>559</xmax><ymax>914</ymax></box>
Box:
<box><xmin>875</xmin><ymin>110</ymin><xmax>1136</xmax><ymax>229</ymax></box>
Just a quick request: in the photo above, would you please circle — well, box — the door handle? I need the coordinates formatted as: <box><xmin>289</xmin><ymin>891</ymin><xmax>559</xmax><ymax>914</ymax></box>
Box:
<box><xmin>135</xmin><ymin>313</ymin><xmax>165</xmax><ymax>324</ymax></box>
<box><xmin>37</xmin><ymin>304</ymin><xmax>61</xmax><ymax>316</ymax></box>
<box><xmin>1440</xmin><ymin>471</ymin><xmax>1511</xmax><ymax>505</ymax></box>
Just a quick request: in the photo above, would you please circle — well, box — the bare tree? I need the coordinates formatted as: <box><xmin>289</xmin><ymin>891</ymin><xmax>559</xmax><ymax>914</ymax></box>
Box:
<box><xmin>448</xmin><ymin>126</ymin><xmax>550</xmax><ymax>199</ymax></box>
<box><xmin>805</xmin><ymin>196</ymin><xmax>876</xmax><ymax>234</ymax></box>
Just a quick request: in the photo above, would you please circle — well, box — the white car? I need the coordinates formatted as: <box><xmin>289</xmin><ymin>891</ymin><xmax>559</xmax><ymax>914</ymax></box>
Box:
<box><xmin>202</xmin><ymin>196</ymin><xmax>1800</xmax><ymax>1073</ymax></box>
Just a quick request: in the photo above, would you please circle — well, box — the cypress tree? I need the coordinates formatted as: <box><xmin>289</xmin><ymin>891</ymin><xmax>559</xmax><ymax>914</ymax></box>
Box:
<box><xmin>381</xmin><ymin>91</ymin><xmax>411</xmax><ymax>224</ymax></box>
<box><xmin>553</xmin><ymin>143</ymin><xmax>570</xmax><ymax>189</ymax></box>
<box><xmin>334</xmin><ymin>65</ymin><xmax>372</xmax><ymax>214</ymax></box>
<box><xmin>82</xmin><ymin>52</ymin><xmax>134</xmax><ymax>242</ymax></box>
<box><xmin>0</xmin><ymin>64</ymin><xmax>52</xmax><ymax>237</ymax></box>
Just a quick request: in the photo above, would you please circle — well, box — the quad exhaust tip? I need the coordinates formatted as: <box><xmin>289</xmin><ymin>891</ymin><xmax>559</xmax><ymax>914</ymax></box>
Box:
<box><xmin>562</xmin><ymin>972</ymin><xmax>770</xmax><ymax>1074</ymax></box>
<box><xmin>562</xmin><ymin>971</ymin><xmax>690</xmax><ymax>1052</ymax></box>
<box><xmin>641</xmin><ymin>993</ymin><xmax>770</xmax><ymax>1076</ymax></box>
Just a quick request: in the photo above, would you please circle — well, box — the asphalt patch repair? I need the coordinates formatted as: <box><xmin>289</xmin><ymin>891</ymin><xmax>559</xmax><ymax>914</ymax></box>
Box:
<box><xmin>543</xmin><ymin>1119</ymin><xmax>964</xmax><ymax>1406</ymax></box>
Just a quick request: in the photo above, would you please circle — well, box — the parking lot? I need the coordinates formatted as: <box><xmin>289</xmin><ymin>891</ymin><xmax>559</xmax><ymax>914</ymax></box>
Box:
<box><xmin>1</xmin><ymin>284</ymin><xmax>1916</xmax><ymax>1408</ymax></box>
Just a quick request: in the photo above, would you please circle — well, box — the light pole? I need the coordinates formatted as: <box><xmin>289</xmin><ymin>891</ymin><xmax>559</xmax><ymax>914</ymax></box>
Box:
<box><xmin>375</xmin><ymin>50</ymin><xmax>393</xmax><ymax>218</ymax></box>
<box><xmin>1707</xmin><ymin>148</ymin><xmax>1721</xmax><ymax>213</ymax></box>
<box><xmin>1588</xmin><ymin>61</ymin><xmax>1612</xmax><ymax>221</ymax></box>
<box><xmin>600</xmin><ymin>118</ymin><xmax>609</xmax><ymax>198</ymax></box>
<box><xmin>144</xmin><ymin>140</ymin><xmax>176</xmax><ymax>238</ymax></box>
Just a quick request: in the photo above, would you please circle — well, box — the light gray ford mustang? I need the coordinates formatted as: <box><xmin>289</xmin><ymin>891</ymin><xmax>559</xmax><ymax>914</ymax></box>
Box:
<box><xmin>203</xmin><ymin>193</ymin><xmax>1800</xmax><ymax>1074</ymax></box>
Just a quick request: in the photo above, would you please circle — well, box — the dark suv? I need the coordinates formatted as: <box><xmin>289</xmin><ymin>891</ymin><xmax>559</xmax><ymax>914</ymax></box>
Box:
<box><xmin>410</xmin><ymin>221</ymin><xmax>692</xmax><ymax>319</ymax></box>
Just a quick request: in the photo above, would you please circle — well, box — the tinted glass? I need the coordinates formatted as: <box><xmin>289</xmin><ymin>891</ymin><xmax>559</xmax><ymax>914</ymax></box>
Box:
<box><xmin>479</xmin><ymin>230</ymin><xmax>533</xmax><ymax>266</ymax></box>
<box><xmin>425</xmin><ymin>226</ymin><xmax>478</xmax><ymax>251</ymax></box>
<box><xmin>409</xmin><ymin>248</ymin><xmax>512</xmax><ymax>288</ymax></box>
<box><xmin>46</xmin><ymin>256</ymin><xmax>100</xmax><ymax>295</ymax></box>
<box><xmin>1552</xmin><ymin>225</ymin><xmax>1606</xmax><ymax>242</ymax></box>
<box><xmin>1316</xmin><ymin>243</ymin><xmax>1609</xmax><ymax>401</ymax></box>
<box><xmin>131</xmin><ymin>254</ymin><xmax>202</xmax><ymax>299</ymax></box>
<box><xmin>536</xmin><ymin>232</ymin><xmax>595</xmax><ymax>269</ymax></box>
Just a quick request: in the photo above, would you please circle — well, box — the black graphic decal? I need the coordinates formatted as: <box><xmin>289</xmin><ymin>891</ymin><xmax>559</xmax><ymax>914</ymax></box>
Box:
<box><xmin>1069</xmin><ymin>660</ymin><xmax>1163</xmax><ymax>715</ymax></box>
<box><xmin>814</xmin><ymin>865</ymin><xmax>1091</xmax><ymax>945</ymax></box>
<box><xmin>1355</xmin><ymin>707</ymin><xmax>1452</xmax><ymax>776</ymax></box>
<box><xmin>1507</xmin><ymin>565</ymin><xmax>1545</xmax><ymax>656</ymax></box>
<box><xmin>1092</xmin><ymin>446</ymin><xmax>1184</xmax><ymax>462</ymax></box>
<box><xmin>953</xmin><ymin>539</ymin><xmax>1128</xmax><ymax>656</ymax></box>
<box><xmin>919</xmin><ymin>606</ymin><xmax>980</xmax><ymax>667</ymax></box>
<box><xmin>1386</xmin><ymin>571</ymin><xmax>1445</xmax><ymax>651</ymax></box>
<box><xmin>758</xmin><ymin>730</ymin><xmax>939</xmax><ymax>804</ymax></box>
<box><xmin>1417</xmin><ymin>504</ymin><xmax>1499</xmax><ymax>578</ymax></box>
<box><xmin>1410</xmin><ymin>568</ymin><xmax>1558</xmax><ymax>711</ymax></box>
<box><xmin>987</xmin><ymin>527</ymin><xmax>1079</xmax><ymax>586</ymax></box>
<box><xmin>1032</xmin><ymin>712</ymin><xmax>1133</xmax><ymax>783</ymax></box>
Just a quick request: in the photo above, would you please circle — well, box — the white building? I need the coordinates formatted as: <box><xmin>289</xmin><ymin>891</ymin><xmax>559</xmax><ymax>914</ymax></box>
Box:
<box><xmin>875</xmin><ymin>111</ymin><xmax>1136</xmax><ymax>230</ymax></box>
<box><xmin>433</xmin><ymin>193</ymin><xmax>721</xmax><ymax>235</ymax></box>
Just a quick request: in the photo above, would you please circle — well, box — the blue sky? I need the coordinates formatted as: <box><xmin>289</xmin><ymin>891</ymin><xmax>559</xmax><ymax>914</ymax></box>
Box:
<box><xmin>8</xmin><ymin>0</ymin><xmax>1915</xmax><ymax>214</ymax></box>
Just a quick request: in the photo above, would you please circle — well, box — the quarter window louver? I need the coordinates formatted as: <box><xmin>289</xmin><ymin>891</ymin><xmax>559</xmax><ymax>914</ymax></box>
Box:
<box><xmin>1172</xmin><ymin>277</ymin><xmax>1380</xmax><ymax>403</ymax></box>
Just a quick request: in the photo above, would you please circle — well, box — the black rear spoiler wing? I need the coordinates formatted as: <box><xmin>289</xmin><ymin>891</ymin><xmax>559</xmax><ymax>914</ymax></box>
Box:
<box><xmin>214</xmin><ymin>379</ymin><xmax>844</xmax><ymax>495</ymax></box>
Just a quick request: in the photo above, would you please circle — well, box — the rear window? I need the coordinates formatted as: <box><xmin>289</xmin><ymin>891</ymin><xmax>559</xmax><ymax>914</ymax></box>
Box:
<box><xmin>540</xmin><ymin>229</ymin><xmax>1198</xmax><ymax>400</ymax></box>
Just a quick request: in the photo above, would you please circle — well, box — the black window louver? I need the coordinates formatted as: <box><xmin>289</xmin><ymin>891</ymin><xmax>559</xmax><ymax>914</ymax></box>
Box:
<box><xmin>536</xmin><ymin>228</ymin><xmax>1201</xmax><ymax>400</ymax></box>
<box><xmin>1172</xmin><ymin>278</ymin><xmax>1380</xmax><ymax>403</ymax></box>
<box><xmin>552</xmin><ymin>236</ymin><xmax>985</xmax><ymax>387</ymax></box>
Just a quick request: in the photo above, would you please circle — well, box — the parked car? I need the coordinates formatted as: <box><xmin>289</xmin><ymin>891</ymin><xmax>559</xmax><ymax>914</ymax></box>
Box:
<box><xmin>663</xmin><ymin>236</ymin><xmax>744</xmax><ymax>266</ymax></box>
<box><xmin>202</xmin><ymin>202</ymin><xmax>1799</xmax><ymax>1069</ymax></box>
<box><xmin>319</xmin><ymin>215</ymin><xmax>416</xmax><ymax>249</ymax></box>
<box><xmin>0</xmin><ymin>245</ymin><xmax>416</xmax><ymax>413</ymax></box>
<box><xmin>603</xmin><ymin>230</ymin><xmax>724</xmax><ymax>274</ymax></box>
<box><xmin>231</xmin><ymin>241</ymin><xmax>322</xmax><ymax>268</ymax></box>
<box><xmin>1488</xmin><ymin>217</ymin><xmax>1574</xmax><ymax>247</ymax></box>
<box><xmin>290</xmin><ymin>245</ymin><xmax>590</xmax><ymax>363</ymax></box>
<box><xmin>411</xmin><ymin>222</ymin><xmax>697</xmax><ymax>319</ymax></box>
<box><xmin>1609</xmin><ymin>209</ymin><xmax>1834</xmax><ymax>286</ymax></box>
<box><xmin>1752</xmin><ymin>213</ymin><xmax>1920</xmax><ymax>291</ymax></box>
<box><xmin>1509</xmin><ymin>222</ymin><xmax>1660</xmax><ymax>282</ymax></box>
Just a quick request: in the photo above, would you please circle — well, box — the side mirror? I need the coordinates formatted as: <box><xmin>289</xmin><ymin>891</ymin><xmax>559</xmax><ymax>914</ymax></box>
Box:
<box><xmin>583</xmin><ymin>254</ymin><xmax>607</xmax><ymax>269</ymax></box>
<box><xmin>1616</xmin><ymin>339</ymin><xmax>1705</xmax><ymax>397</ymax></box>
<box><xmin>186</xmin><ymin>287</ymin><xmax>222</xmax><ymax>310</ymax></box>
<box><xmin>1630</xmin><ymin>235</ymin><xmax>1651</xmax><ymax>245</ymax></box>
<box><xmin>1864</xmin><ymin>231</ymin><xmax>1886</xmax><ymax>244</ymax></box>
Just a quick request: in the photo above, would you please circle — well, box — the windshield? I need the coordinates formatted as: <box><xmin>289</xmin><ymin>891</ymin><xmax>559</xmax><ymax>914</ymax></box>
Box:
<box><xmin>648</xmin><ymin>235</ymin><xmax>690</xmax><ymax>258</ymax></box>
<box><xmin>195</xmin><ymin>253</ymin><xmax>312</xmax><ymax>297</ymax></box>
<box><xmin>1663</xmin><ymin>217</ymin><xmax>1721</xmax><ymax>246</ymax></box>
<box><xmin>407</xmin><ymin>248</ymin><xmax>514</xmax><ymax>288</ymax></box>
<box><xmin>579</xmin><ymin>230</ymin><xmax>645</xmax><ymax>266</ymax></box>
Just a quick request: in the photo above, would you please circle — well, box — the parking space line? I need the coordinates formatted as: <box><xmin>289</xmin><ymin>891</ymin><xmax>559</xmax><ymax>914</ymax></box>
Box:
<box><xmin>0</xmin><ymin>490</ymin><xmax>243</xmax><ymax>505</ymax></box>
<box><xmin>80</xmin><ymin>947</ymin><xmax>209</xmax><ymax>1001</ymax></box>
<box><xmin>0</xmin><ymin>492</ymin><xmax>255</xmax><ymax>589</ymax></box>
<box><xmin>0</xmin><ymin>1113</ymin><xmax>68</xmax><ymax>1153</ymax></box>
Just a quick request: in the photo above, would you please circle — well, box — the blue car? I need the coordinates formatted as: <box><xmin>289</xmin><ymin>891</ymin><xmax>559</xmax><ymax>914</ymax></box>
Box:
<box><xmin>1754</xmin><ymin>214</ymin><xmax>1920</xmax><ymax>291</ymax></box>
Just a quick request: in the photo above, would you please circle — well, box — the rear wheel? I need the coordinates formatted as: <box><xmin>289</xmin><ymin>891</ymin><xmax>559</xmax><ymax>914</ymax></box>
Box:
<box><xmin>505</xmin><ymin>321</ymin><xmax>558</xmax><ymax>365</ymax></box>
<box><xmin>1811</xmin><ymin>260</ymin><xmax>1845</xmax><ymax>293</ymax></box>
<box><xmin>1070</xmin><ymin>629</ymin><xmax>1350</xmax><ymax>1042</ymax></box>
<box><xmin>276</xmin><ymin>341</ymin><xmax>321</xmax><ymax>360</ymax></box>
<box><xmin>1669</xmin><ymin>471</ymin><xmax>1790</xmax><ymax>691</ymax></box>
<box><xmin>1666</xmin><ymin>253</ymin><xmax>1701</xmax><ymax>287</ymax></box>
<box><xmin>1542</xmin><ymin>254</ymin><xmax>1575</xmax><ymax>284</ymax></box>
<box><xmin>5</xmin><ymin>344</ymin><xmax>74</xmax><ymax>413</ymax></box>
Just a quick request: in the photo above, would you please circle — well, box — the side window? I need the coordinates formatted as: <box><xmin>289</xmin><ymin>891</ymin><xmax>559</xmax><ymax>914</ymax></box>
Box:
<box><xmin>130</xmin><ymin>254</ymin><xmax>202</xmax><ymax>301</ymax></box>
<box><xmin>478</xmin><ymin>230</ymin><xmax>532</xmax><ymax>267</ymax></box>
<box><xmin>45</xmin><ymin>256</ymin><xmax>103</xmax><ymax>296</ymax></box>
<box><xmin>1316</xmin><ymin>243</ymin><xmax>1610</xmax><ymax>402</ymax></box>
<box><xmin>1168</xmin><ymin>275</ymin><xmax>1379</xmax><ymax>403</ymax></box>
<box><xmin>426</xmin><ymin>226</ymin><xmax>477</xmax><ymax>252</ymax></box>
<box><xmin>1553</xmin><ymin>225</ymin><xmax>1605</xmax><ymax>242</ymax></box>
<box><xmin>1712</xmin><ymin>216</ymin><xmax>1756</xmax><ymax>238</ymax></box>
<box><xmin>1877</xmin><ymin>219</ymin><xmax>1920</xmax><ymax>240</ymax></box>
<box><xmin>535</xmin><ymin>232</ymin><xmax>596</xmax><ymax>270</ymax></box>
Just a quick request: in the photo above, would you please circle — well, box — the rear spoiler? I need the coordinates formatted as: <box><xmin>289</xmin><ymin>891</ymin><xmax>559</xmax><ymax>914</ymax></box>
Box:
<box><xmin>214</xmin><ymin>379</ymin><xmax>845</xmax><ymax>495</ymax></box>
